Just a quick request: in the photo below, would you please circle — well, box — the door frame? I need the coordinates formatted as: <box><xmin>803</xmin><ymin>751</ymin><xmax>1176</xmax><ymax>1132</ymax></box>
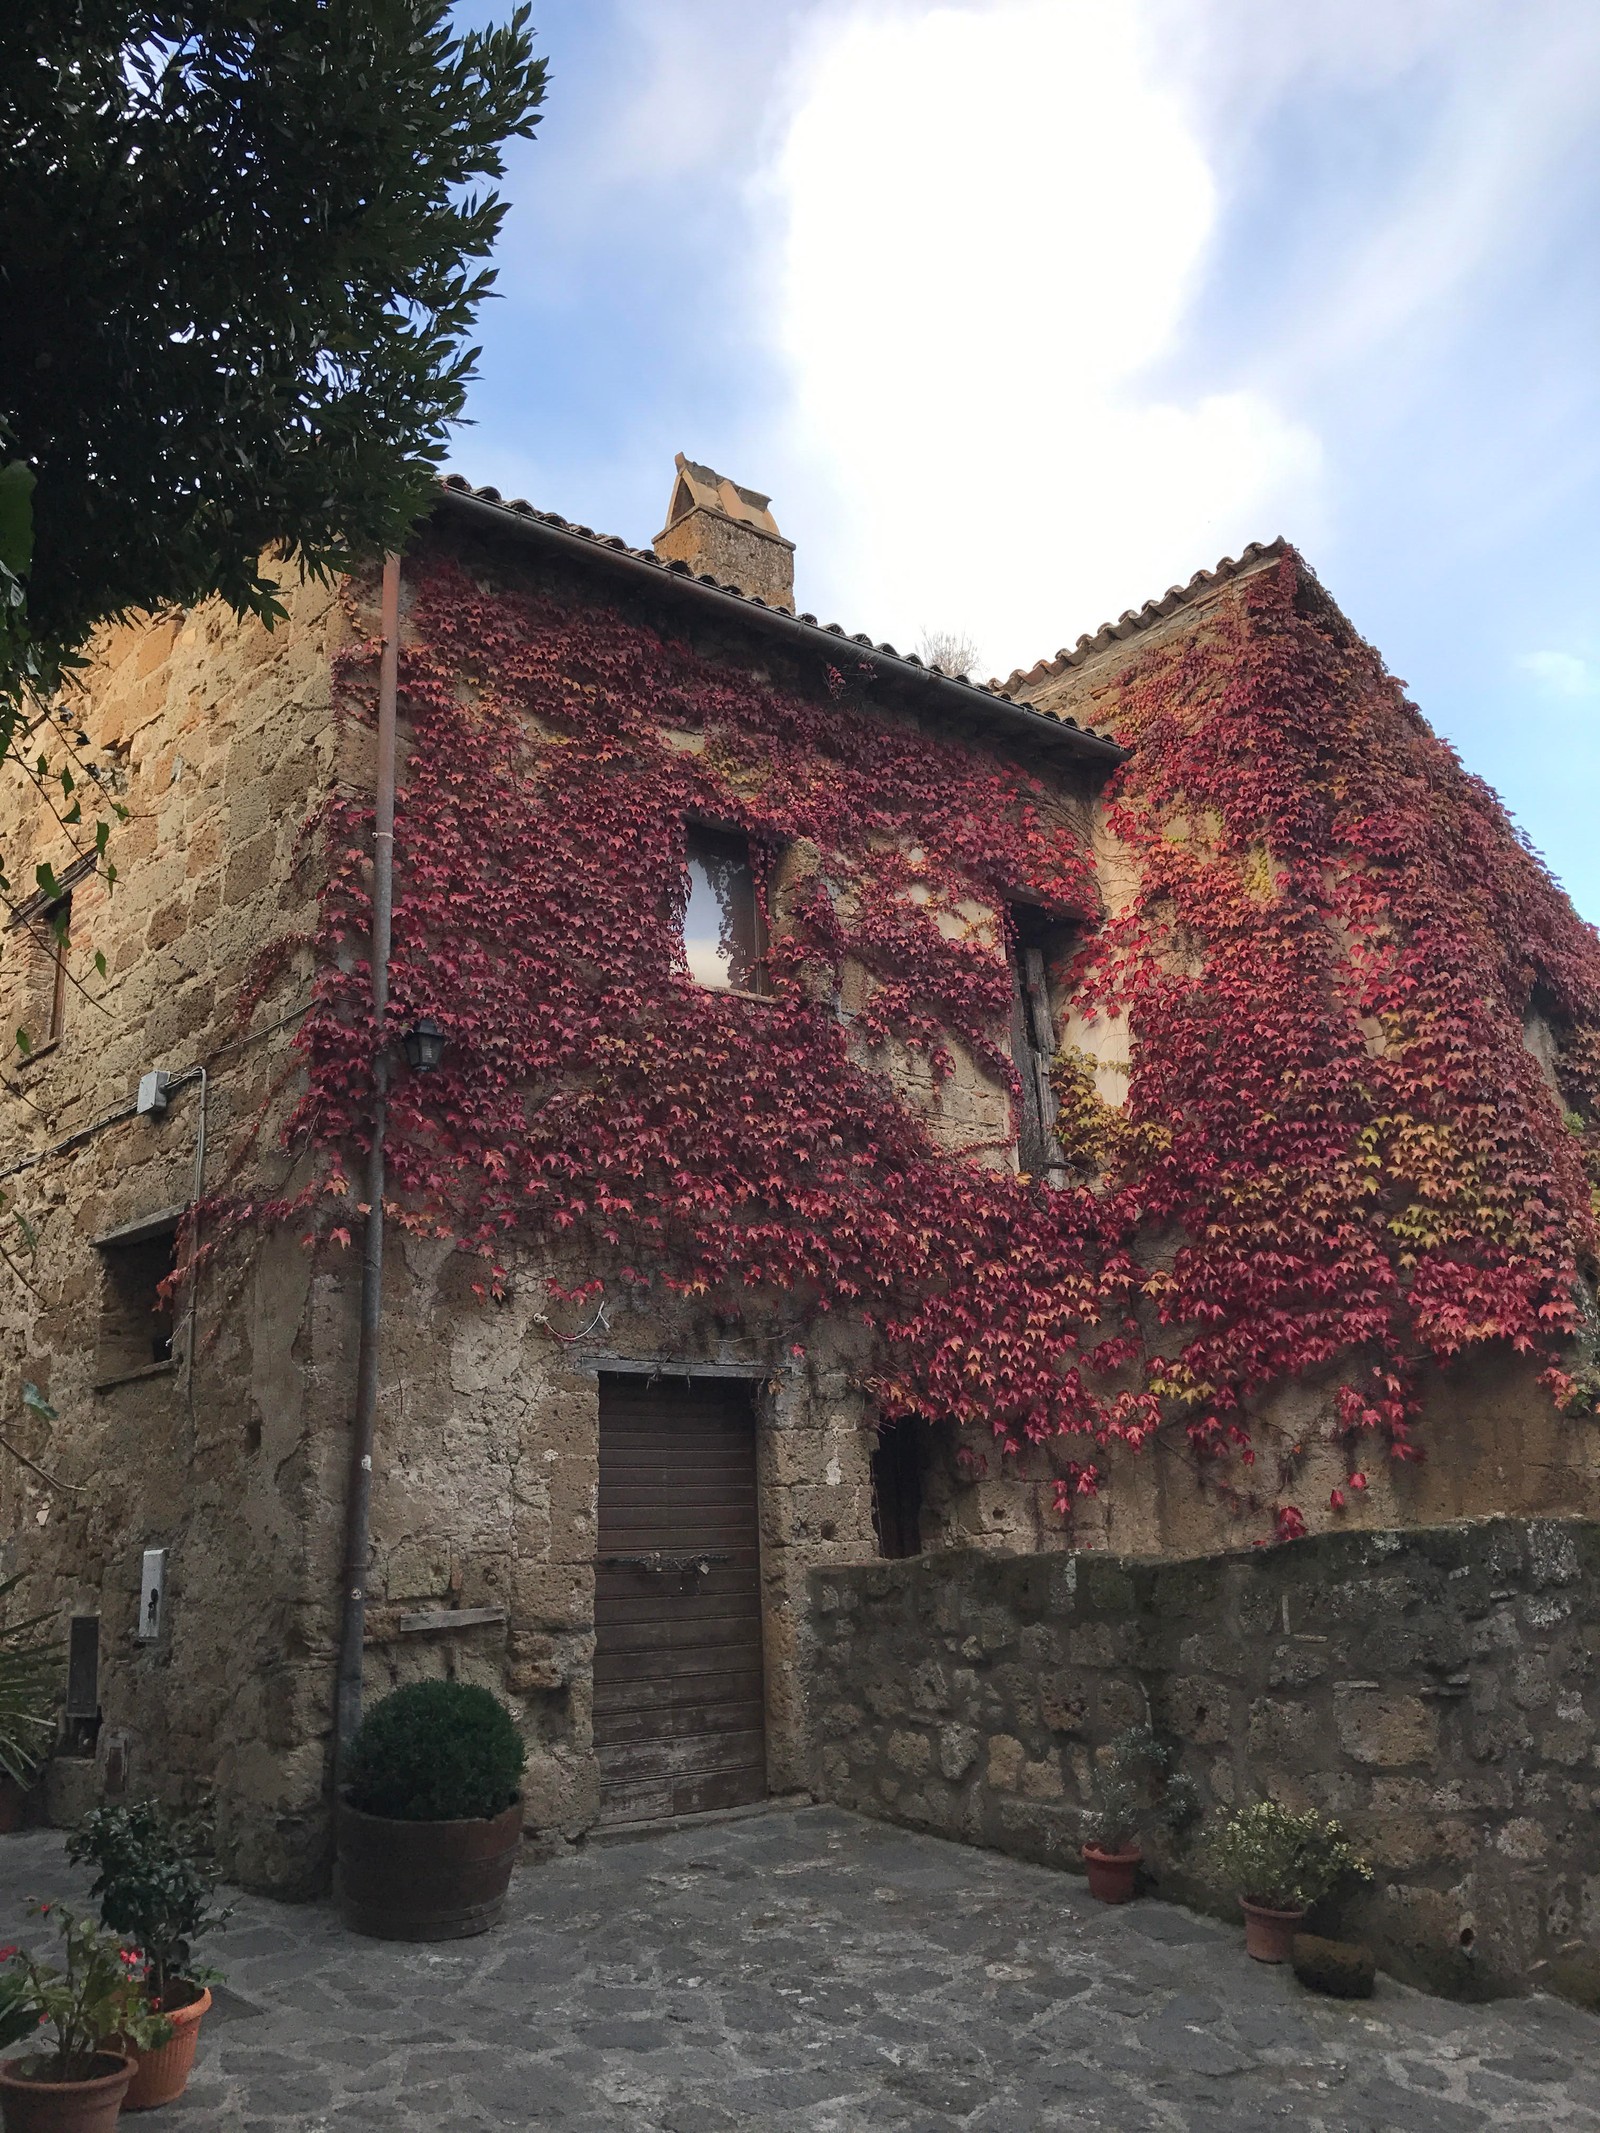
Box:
<box><xmin>590</xmin><ymin>1364</ymin><xmax>772</xmax><ymax>1823</ymax></box>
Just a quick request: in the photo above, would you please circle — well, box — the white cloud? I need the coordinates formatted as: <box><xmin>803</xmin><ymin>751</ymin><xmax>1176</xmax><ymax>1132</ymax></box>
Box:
<box><xmin>765</xmin><ymin>0</ymin><xmax>1323</xmax><ymax>675</ymax></box>
<box><xmin>1518</xmin><ymin>650</ymin><xmax>1598</xmax><ymax>700</ymax></box>
<box><xmin>558</xmin><ymin>2</ymin><xmax>805</xmax><ymax>192</ymax></box>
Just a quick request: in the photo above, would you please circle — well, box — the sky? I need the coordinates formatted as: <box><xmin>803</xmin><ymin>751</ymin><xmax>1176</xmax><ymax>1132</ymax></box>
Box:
<box><xmin>448</xmin><ymin>0</ymin><xmax>1600</xmax><ymax>920</ymax></box>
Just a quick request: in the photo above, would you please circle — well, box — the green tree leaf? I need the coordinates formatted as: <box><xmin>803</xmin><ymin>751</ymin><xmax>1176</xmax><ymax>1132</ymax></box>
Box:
<box><xmin>0</xmin><ymin>3</ymin><xmax>548</xmax><ymax>701</ymax></box>
<box><xmin>0</xmin><ymin>462</ymin><xmax>33</xmax><ymax>580</ymax></box>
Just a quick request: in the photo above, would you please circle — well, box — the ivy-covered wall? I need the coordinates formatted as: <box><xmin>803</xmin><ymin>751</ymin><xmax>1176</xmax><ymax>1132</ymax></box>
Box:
<box><xmin>248</xmin><ymin>526</ymin><xmax>1600</xmax><ymax>1551</ymax></box>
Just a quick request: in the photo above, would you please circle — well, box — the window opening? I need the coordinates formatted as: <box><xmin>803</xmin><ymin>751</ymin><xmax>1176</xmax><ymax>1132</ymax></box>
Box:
<box><xmin>64</xmin><ymin>1615</ymin><xmax>99</xmax><ymax>1757</ymax></box>
<box><xmin>872</xmin><ymin>1420</ymin><xmax>924</xmax><ymax>1559</ymax></box>
<box><xmin>1009</xmin><ymin>906</ymin><xmax>1071</xmax><ymax>1184</ymax></box>
<box><xmin>44</xmin><ymin>895</ymin><xmax>69</xmax><ymax>1045</ymax></box>
<box><xmin>682</xmin><ymin>825</ymin><xmax>769</xmax><ymax>994</ymax></box>
<box><xmin>95</xmin><ymin>1221</ymin><xmax>178</xmax><ymax>1385</ymax></box>
<box><xmin>14</xmin><ymin>893</ymin><xmax>71</xmax><ymax>1055</ymax></box>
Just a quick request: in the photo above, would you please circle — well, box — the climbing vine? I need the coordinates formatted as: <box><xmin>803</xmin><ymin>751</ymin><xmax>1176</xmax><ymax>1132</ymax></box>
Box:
<box><xmin>251</xmin><ymin>543</ymin><xmax>1600</xmax><ymax>1533</ymax></box>
<box><xmin>1065</xmin><ymin>552</ymin><xmax>1600</xmax><ymax>1523</ymax></box>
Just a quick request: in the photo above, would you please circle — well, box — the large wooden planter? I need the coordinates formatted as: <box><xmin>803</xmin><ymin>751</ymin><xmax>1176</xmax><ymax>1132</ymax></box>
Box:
<box><xmin>336</xmin><ymin>1795</ymin><xmax>522</xmax><ymax>1941</ymax></box>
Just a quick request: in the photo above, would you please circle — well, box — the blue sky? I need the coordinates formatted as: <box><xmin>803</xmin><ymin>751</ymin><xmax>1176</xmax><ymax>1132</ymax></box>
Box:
<box><xmin>449</xmin><ymin>0</ymin><xmax>1600</xmax><ymax>920</ymax></box>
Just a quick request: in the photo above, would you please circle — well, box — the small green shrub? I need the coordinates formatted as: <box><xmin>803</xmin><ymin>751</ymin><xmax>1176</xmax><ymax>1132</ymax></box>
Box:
<box><xmin>1084</xmin><ymin>1723</ymin><xmax>1199</xmax><ymax>1851</ymax></box>
<box><xmin>346</xmin><ymin>1680</ymin><xmax>525</xmax><ymax>1822</ymax></box>
<box><xmin>66</xmin><ymin>1799</ymin><xmax>229</xmax><ymax>2004</ymax></box>
<box><xmin>1204</xmin><ymin>1800</ymin><xmax>1370</xmax><ymax>1911</ymax></box>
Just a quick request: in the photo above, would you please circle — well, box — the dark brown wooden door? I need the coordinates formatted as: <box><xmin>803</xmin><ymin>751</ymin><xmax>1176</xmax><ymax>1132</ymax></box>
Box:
<box><xmin>593</xmin><ymin>1375</ymin><xmax>767</xmax><ymax>1824</ymax></box>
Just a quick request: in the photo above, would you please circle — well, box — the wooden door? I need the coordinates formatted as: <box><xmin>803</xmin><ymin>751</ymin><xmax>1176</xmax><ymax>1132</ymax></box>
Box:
<box><xmin>593</xmin><ymin>1375</ymin><xmax>767</xmax><ymax>1823</ymax></box>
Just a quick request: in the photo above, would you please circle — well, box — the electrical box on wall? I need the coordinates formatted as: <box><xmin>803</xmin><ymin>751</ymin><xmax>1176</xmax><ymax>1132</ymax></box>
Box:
<box><xmin>136</xmin><ymin>1070</ymin><xmax>171</xmax><ymax>1117</ymax></box>
<box><xmin>137</xmin><ymin>1549</ymin><xmax>165</xmax><ymax>1642</ymax></box>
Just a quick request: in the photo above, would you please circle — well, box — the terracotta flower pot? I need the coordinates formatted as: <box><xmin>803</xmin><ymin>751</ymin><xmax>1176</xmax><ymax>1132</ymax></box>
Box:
<box><xmin>119</xmin><ymin>1985</ymin><xmax>211</xmax><ymax>2111</ymax></box>
<box><xmin>1240</xmin><ymin>1898</ymin><xmax>1307</xmax><ymax>1963</ymax></box>
<box><xmin>1082</xmin><ymin>1843</ymin><xmax>1142</xmax><ymax>1904</ymax></box>
<box><xmin>337</xmin><ymin>1794</ymin><xmax>522</xmax><ymax>1941</ymax></box>
<box><xmin>0</xmin><ymin>2051</ymin><xmax>135</xmax><ymax>2133</ymax></box>
<box><xmin>0</xmin><ymin>1779</ymin><xmax>28</xmax><ymax>1836</ymax></box>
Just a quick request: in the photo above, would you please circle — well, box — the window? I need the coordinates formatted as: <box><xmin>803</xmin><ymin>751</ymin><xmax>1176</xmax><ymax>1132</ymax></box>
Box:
<box><xmin>13</xmin><ymin>893</ymin><xmax>70</xmax><ymax>1056</ymax></box>
<box><xmin>94</xmin><ymin>1215</ymin><xmax>179</xmax><ymax>1386</ymax></box>
<box><xmin>63</xmin><ymin>1615</ymin><xmax>100</xmax><ymax>1758</ymax></box>
<box><xmin>1009</xmin><ymin>905</ymin><xmax>1071</xmax><ymax>1183</ymax></box>
<box><xmin>872</xmin><ymin>1421</ymin><xmax>924</xmax><ymax>1560</ymax></box>
<box><xmin>681</xmin><ymin>825</ymin><xmax>769</xmax><ymax>994</ymax></box>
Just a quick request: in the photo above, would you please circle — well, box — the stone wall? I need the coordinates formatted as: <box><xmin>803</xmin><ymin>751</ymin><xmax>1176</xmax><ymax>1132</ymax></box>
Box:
<box><xmin>912</xmin><ymin>1355</ymin><xmax>1600</xmax><ymax>1563</ymax></box>
<box><xmin>806</xmin><ymin>1519</ymin><xmax>1600</xmax><ymax>1999</ymax></box>
<box><xmin>0</xmin><ymin>572</ymin><xmax>351</xmax><ymax>1893</ymax></box>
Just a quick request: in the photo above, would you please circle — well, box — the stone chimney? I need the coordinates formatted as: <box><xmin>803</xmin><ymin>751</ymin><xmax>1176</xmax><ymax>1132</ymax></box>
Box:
<box><xmin>652</xmin><ymin>453</ymin><xmax>795</xmax><ymax>611</ymax></box>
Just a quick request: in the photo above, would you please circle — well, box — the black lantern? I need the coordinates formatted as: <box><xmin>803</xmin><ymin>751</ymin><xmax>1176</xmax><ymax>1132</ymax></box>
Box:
<box><xmin>401</xmin><ymin>1016</ymin><xmax>447</xmax><ymax>1074</ymax></box>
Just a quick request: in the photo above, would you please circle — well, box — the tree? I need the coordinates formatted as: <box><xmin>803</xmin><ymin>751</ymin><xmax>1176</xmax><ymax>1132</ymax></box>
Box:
<box><xmin>916</xmin><ymin>627</ymin><xmax>982</xmax><ymax>680</ymax></box>
<box><xmin>0</xmin><ymin>0</ymin><xmax>547</xmax><ymax>701</ymax></box>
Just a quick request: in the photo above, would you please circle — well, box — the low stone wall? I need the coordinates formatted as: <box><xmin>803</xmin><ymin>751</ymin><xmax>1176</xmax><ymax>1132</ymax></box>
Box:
<box><xmin>805</xmin><ymin>1519</ymin><xmax>1600</xmax><ymax>1999</ymax></box>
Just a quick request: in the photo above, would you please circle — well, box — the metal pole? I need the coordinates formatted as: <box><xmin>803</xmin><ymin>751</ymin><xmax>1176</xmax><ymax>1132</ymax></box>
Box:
<box><xmin>333</xmin><ymin>552</ymin><xmax>401</xmax><ymax>1772</ymax></box>
<box><xmin>183</xmin><ymin>1065</ymin><xmax>208</xmax><ymax>1415</ymax></box>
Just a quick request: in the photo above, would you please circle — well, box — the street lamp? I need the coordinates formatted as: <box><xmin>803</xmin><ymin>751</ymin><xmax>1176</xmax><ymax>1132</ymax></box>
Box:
<box><xmin>401</xmin><ymin>1016</ymin><xmax>447</xmax><ymax>1074</ymax></box>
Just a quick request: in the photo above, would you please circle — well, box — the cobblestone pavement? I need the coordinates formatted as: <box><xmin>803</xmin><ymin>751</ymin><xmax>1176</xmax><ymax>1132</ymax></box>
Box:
<box><xmin>0</xmin><ymin>1803</ymin><xmax>1596</xmax><ymax>2130</ymax></box>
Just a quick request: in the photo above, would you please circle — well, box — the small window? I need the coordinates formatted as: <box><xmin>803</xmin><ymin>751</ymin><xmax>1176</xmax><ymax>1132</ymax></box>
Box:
<box><xmin>681</xmin><ymin>825</ymin><xmax>769</xmax><ymax>994</ymax></box>
<box><xmin>872</xmin><ymin>1421</ymin><xmax>924</xmax><ymax>1560</ymax></box>
<box><xmin>64</xmin><ymin>1614</ymin><xmax>100</xmax><ymax>1758</ymax></box>
<box><xmin>95</xmin><ymin>1219</ymin><xmax>178</xmax><ymax>1386</ymax></box>
<box><xmin>14</xmin><ymin>893</ymin><xmax>71</xmax><ymax>1056</ymax></box>
<box><xmin>1009</xmin><ymin>905</ymin><xmax>1072</xmax><ymax>1182</ymax></box>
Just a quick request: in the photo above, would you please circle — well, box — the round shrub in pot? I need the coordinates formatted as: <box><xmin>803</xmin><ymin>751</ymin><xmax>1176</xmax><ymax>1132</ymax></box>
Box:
<box><xmin>337</xmin><ymin>1680</ymin><xmax>526</xmax><ymax>1941</ymax></box>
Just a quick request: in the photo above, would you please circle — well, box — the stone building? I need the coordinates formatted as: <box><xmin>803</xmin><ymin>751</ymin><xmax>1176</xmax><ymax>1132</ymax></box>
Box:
<box><xmin>0</xmin><ymin>461</ymin><xmax>1595</xmax><ymax>1893</ymax></box>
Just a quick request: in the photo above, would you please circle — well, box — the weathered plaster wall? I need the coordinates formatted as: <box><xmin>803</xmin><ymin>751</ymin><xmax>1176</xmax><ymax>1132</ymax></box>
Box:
<box><xmin>806</xmin><ymin>1518</ymin><xmax>1600</xmax><ymax>1999</ymax></box>
<box><xmin>1001</xmin><ymin>554</ymin><xmax>1600</xmax><ymax>1559</ymax></box>
<box><xmin>898</xmin><ymin>1356</ymin><xmax>1600</xmax><ymax>1566</ymax></box>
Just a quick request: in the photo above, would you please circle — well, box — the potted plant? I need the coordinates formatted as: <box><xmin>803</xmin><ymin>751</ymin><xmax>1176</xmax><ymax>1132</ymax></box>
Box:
<box><xmin>337</xmin><ymin>1678</ymin><xmax>526</xmax><ymax>1941</ymax></box>
<box><xmin>0</xmin><ymin>1578</ymin><xmax>60</xmax><ymax>1833</ymax></box>
<box><xmin>1081</xmin><ymin>1723</ymin><xmax>1198</xmax><ymax>1903</ymax></box>
<box><xmin>65</xmin><ymin>1801</ymin><xmax>229</xmax><ymax>2110</ymax></box>
<box><xmin>0</xmin><ymin>1901</ymin><xmax>169</xmax><ymax>2131</ymax></box>
<box><xmin>1204</xmin><ymin>1801</ymin><xmax>1371</xmax><ymax>1961</ymax></box>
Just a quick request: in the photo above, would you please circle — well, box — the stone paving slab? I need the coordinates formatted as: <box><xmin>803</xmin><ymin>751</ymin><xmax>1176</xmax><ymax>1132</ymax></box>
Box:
<box><xmin>0</xmin><ymin>1804</ymin><xmax>1595</xmax><ymax>2129</ymax></box>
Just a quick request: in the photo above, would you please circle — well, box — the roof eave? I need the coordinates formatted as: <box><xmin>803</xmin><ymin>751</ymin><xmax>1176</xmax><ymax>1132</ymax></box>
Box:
<box><xmin>430</xmin><ymin>484</ymin><xmax>1127</xmax><ymax>768</ymax></box>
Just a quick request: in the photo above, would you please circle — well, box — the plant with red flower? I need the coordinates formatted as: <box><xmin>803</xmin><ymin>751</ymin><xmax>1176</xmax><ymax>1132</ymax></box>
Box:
<box><xmin>0</xmin><ymin>1903</ymin><xmax>170</xmax><ymax>2082</ymax></box>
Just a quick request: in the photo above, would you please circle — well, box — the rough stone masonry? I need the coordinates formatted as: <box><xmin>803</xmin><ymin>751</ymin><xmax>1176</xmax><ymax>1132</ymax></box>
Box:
<box><xmin>806</xmin><ymin>1517</ymin><xmax>1600</xmax><ymax>2002</ymax></box>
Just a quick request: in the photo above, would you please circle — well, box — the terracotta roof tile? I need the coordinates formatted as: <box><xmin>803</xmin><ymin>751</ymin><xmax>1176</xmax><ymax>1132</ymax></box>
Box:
<box><xmin>1002</xmin><ymin>538</ymin><xmax>1289</xmax><ymax>692</ymax></box>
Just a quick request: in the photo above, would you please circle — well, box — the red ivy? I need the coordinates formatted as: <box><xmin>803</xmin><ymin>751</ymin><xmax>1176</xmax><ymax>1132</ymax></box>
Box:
<box><xmin>237</xmin><ymin>546</ymin><xmax>1599</xmax><ymax>1531</ymax></box>
<box><xmin>1073</xmin><ymin>553</ymin><xmax>1600</xmax><ymax>1479</ymax></box>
